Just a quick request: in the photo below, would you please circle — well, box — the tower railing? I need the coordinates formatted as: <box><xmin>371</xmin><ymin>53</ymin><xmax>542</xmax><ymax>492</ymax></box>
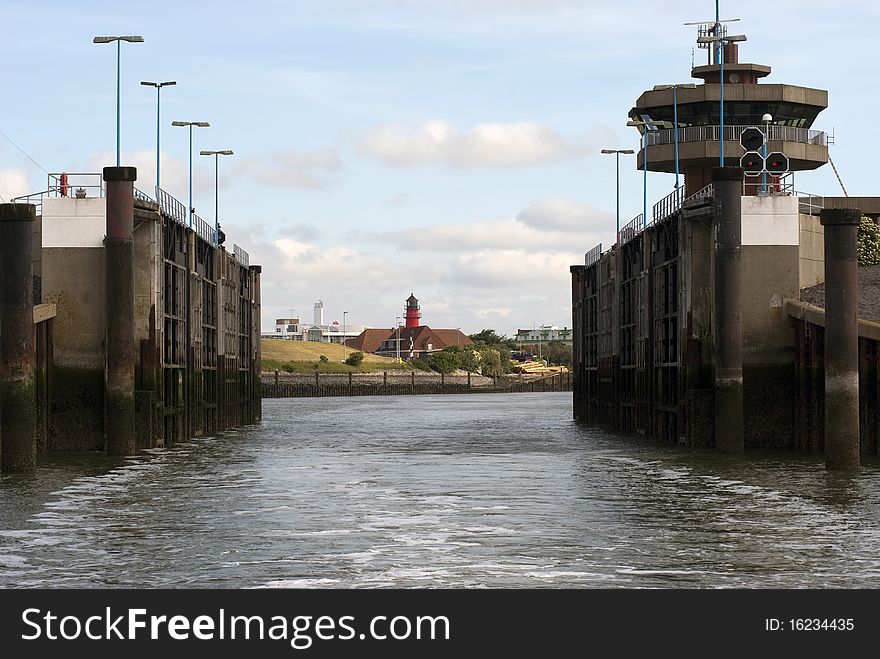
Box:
<box><xmin>645</xmin><ymin>125</ymin><xmax>826</xmax><ymax>147</ymax></box>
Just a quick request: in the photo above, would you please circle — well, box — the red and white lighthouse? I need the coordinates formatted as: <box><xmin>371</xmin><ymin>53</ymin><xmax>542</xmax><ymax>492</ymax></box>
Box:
<box><xmin>404</xmin><ymin>293</ymin><xmax>421</xmax><ymax>328</ymax></box>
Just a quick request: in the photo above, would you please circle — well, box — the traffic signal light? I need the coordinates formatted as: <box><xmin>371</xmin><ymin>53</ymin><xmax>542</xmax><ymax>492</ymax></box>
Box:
<box><xmin>740</xmin><ymin>127</ymin><xmax>765</xmax><ymax>152</ymax></box>
<box><xmin>740</xmin><ymin>152</ymin><xmax>763</xmax><ymax>176</ymax></box>
<box><xmin>765</xmin><ymin>152</ymin><xmax>789</xmax><ymax>175</ymax></box>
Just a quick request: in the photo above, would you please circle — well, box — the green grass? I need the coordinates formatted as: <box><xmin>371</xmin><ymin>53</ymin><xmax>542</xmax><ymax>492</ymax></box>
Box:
<box><xmin>261</xmin><ymin>338</ymin><xmax>398</xmax><ymax>364</ymax></box>
<box><xmin>261</xmin><ymin>338</ymin><xmax>410</xmax><ymax>373</ymax></box>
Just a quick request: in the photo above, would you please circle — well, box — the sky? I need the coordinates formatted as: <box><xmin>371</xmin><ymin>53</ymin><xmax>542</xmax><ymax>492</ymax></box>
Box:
<box><xmin>0</xmin><ymin>0</ymin><xmax>877</xmax><ymax>335</ymax></box>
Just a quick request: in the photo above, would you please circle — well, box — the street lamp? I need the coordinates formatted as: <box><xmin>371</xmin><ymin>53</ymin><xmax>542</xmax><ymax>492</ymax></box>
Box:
<box><xmin>696</xmin><ymin>32</ymin><xmax>747</xmax><ymax>165</ymax></box>
<box><xmin>627</xmin><ymin>119</ymin><xmax>663</xmax><ymax>229</ymax></box>
<box><xmin>395</xmin><ymin>317</ymin><xmax>402</xmax><ymax>362</ymax></box>
<box><xmin>172</xmin><ymin>120</ymin><xmax>210</xmax><ymax>227</ymax></box>
<box><xmin>93</xmin><ymin>35</ymin><xmax>144</xmax><ymax>166</ymax></box>
<box><xmin>141</xmin><ymin>81</ymin><xmax>177</xmax><ymax>189</ymax></box>
<box><xmin>199</xmin><ymin>149</ymin><xmax>233</xmax><ymax>245</ymax></box>
<box><xmin>342</xmin><ymin>311</ymin><xmax>348</xmax><ymax>361</ymax></box>
<box><xmin>652</xmin><ymin>84</ymin><xmax>697</xmax><ymax>191</ymax></box>
<box><xmin>600</xmin><ymin>148</ymin><xmax>635</xmax><ymax>244</ymax></box>
<box><xmin>762</xmin><ymin>113</ymin><xmax>773</xmax><ymax>194</ymax></box>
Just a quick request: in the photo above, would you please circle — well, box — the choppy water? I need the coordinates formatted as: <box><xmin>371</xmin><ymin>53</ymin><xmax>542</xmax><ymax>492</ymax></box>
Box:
<box><xmin>2</xmin><ymin>393</ymin><xmax>879</xmax><ymax>588</ymax></box>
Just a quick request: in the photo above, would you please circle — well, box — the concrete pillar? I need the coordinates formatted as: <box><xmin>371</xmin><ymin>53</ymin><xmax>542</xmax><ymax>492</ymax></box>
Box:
<box><xmin>0</xmin><ymin>203</ymin><xmax>36</xmax><ymax>472</ymax></box>
<box><xmin>820</xmin><ymin>207</ymin><xmax>861</xmax><ymax>471</ymax></box>
<box><xmin>712</xmin><ymin>166</ymin><xmax>744</xmax><ymax>453</ymax></box>
<box><xmin>103</xmin><ymin>166</ymin><xmax>137</xmax><ymax>456</ymax></box>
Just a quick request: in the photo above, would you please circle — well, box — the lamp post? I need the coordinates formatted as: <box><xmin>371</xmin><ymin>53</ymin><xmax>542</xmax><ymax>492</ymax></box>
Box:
<box><xmin>696</xmin><ymin>32</ymin><xmax>747</xmax><ymax>166</ymax></box>
<box><xmin>395</xmin><ymin>316</ymin><xmax>402</xmax><ymax>362</ymax></box>
<box><xmin>172</xmin><ymin>121</ymin><xmax>210</xmax><ymax>227</ymax></box>
<box><xmin>93</xmin><ymin>35</ymin><xmax>144</xmax><ymax>166</ymax></box>
<box><xmin>199</xmin><ymin>149</ymin><xmax>233</xmax><ymax>245</ymax></box>
<box><xmin>652</xmin><ymin>84</ymin><xmax>697</xmax><ymax>192</ymax></box>
<box><xmin>762</xmin><ymin>113</ymin><xmax>773</xmax><ymax>194</ymax></box>
<box><xmin>141</xmin><ymin>81</ymin><xmax>177</xmax><ymax>189</ymax></box>
<box><xmin>342</xmin><ymin>311</ymin><xmax>348</xmax><ymax>361</ymax></box>
<box><xmin>627</xmin><ymin>119</ymin><xmax>663</xmax><ymax>229</ymax></box>
<box><xmin>600</xmin><ymin>148</ymin><xmax>635</xmax><ymax>244</ymax></box>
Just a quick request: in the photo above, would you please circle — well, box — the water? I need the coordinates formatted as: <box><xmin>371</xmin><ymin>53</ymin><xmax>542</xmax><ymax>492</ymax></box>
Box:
<box><xmin>2</xmin><ymin>393</ymin><xmax>879</xmax><ymax>588</ymax></box>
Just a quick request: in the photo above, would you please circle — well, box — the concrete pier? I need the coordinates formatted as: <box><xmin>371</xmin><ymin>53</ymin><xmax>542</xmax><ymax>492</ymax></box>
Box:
<box><xmin>0</xmin><ymin>203</ymin><xmax>37</xmax><ymax>472</ymax></box>
<box><xmin>103</xmin><ymin>167</ymin><xmax>137</xmax><ymax>456</ymax></box>
<box><xmin>712</xmin><ymin>167</ymin><xmax>744</xmax><ymax>453</ymax></box>
<box><xmin>820</xmin><ymin>207</ymin><xmax>861</xmax><ymax>471</ymax></box>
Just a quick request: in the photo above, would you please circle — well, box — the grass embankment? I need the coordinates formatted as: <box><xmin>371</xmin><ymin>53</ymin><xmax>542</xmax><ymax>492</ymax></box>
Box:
<box><xmin>261</xmin><ymin>339</ymin><xmax>407</xmax><ymax>373</ymax></box>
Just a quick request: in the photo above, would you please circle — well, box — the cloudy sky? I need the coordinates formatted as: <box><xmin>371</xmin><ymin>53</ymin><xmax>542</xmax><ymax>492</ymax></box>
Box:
<box><xmin>0</xmin><ymin>0</ymin><xmax>875</xmax><ymax>334</ymax></box>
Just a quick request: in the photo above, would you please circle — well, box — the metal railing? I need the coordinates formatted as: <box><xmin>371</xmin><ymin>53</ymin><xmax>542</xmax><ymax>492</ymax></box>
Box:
<box><xmin>134</xmin><ymin>187</ymin><xmax>155</xmax><ymax>203</ymax></box>
<box><xmin>234</xmin><ymin>244</ymin><xmax>250</xmax><ymax>268</ymax></box>
<box><xmin>620</xmin><ymin>213</ymin><xmax>644</xmax><ymax>246</ymax></box>
<box><xmin>11</xmin><ymin>174</ymin><xmax>229</xmax><ymax>250</ymax></box>
<box><xmin>796</xmin><ymin>192</ymin><xmax>827</xmax><ymax>216</ymax></box>
<box><xmin>652</xmin><ymin>186</ymin><xmax>685</xmax><ymax>223</ymax></box>
<box><xmin>155</xmin><ymin>186</ymin><xmax>187</xmax><ymax>226</ymax></box>
<box><xmin>645</xmin><ymin>125</ymin><xmax>826</xmax><ymax>148</ymax></box>
<box><xmin>192</xmin><ymin>212</ymin><xmax>215</xmax><ymax>245</ymax></box>
<box><xmin>585</xmin><ymin>243</ymin><xmax>603</xmax><ymax>267</ymax></box>
<box><xmin>688</xmin><ymin>183</ymin><xmax>714</xmax><ymax>202</ymax></box>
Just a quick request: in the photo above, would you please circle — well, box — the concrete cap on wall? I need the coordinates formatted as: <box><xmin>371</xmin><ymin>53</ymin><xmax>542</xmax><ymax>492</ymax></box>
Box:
<box><xmin>820</xmin><ymin>208</ymin><xmax>862</xmax><ymax>226</ymax></box>
<box><xmin>250</xmin><ymin>264</ymin><xmax>263</xmax><ymax>273</ymax></box>
<box><xmin>102</xmin><ymin>166</ymin><xmax>138</xmax><ymax>182</ymax></box>
<box><xmin>0</xmin><ymin>203</ymin><xmax>36</xmax><ymax>222</ymax></box>
<box><xmin>712</xmin><ymin>166</ymin><xmax>744</xmax><ymax>182</ymax></box>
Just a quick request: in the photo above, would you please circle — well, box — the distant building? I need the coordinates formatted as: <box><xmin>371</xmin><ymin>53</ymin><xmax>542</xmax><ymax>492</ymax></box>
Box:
<box><xmin>516</xmin><ymin>326</ymin><xmax>572</xmax><ymax>346</ymax></box>
<box><xmin>262</xmin><ymin>302</ymin><xmax>363</xmax><ymax>343</ymax></box>
<box><xmin>346</xmin><ymin>326</ymin><xmax>471</xmax><ymax>361</ymax></box>
<box><xmin>345</xmin><ymin>293</ymin><xmax>471</xmax><ymax>360</ymax></box>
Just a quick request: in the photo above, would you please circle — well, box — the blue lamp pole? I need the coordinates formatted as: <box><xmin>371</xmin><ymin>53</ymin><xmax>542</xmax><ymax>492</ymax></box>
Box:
<box><xmin>653</xmin><ymin>83</ymin><xmax>696</xmax><ymax>191</ymax></box>
<box><xmin>601</xmin><ymin>148</ymin><xmax>635</xmax><ymax>244</ymax></box>
<box><xmin>627</xmin><ymin>119</ymin><xmax>662</xmax><ymax>229</ymax></box>
<box><xmin>141</xmin><ymin>81</ymin><xmax>177</xmax><ymax>189</ymax></box>
<box><xmin>697</xmin><ymin>31</ymin><xmax>747</xmax><ymax>166</ymax></box>
<box><xmin>93</xmin><ymin>35</ymin><xmax>144</xmax><ymax>166</ymax></box>
<box><xmin>172</xmin><ymin>121</ymin><xmax>210</xmax><ymax>227</ymax></box>
<box><xmin>199</xmin><ymin>149</ymin><xmax>233</xmax><ymax>245</ymax></box>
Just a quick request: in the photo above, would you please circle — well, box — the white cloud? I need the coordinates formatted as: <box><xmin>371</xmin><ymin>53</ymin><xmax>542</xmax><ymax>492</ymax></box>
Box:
<box><xmin>516</xmin><ymin>197</ymin><xmax>612</xmax><ymax>232</ymax></box>
<box><xmin>0</xmin><ymin>168</ymin><xmax>29</xmax><ymax>201</ymax></box>
<box><xmin>362</xmin><ymin>197</ymin><xmax>614</xmax><ymax>253</ymax></box>
<box><xmin>234</xmin><ymin>148</ymin><xmax>344</xmax><ymax>189</ymax></box>
<box><xmin>358</xmin><ymin>120</ymin><xmax>611</xmax><ymax>167</ymax></box>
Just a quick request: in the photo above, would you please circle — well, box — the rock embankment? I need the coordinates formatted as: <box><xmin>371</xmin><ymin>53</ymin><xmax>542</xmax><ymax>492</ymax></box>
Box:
<box><xmin>800</xmin><ymin>265</ymin><xmax>880</xmax><ymax>323</ymax></box>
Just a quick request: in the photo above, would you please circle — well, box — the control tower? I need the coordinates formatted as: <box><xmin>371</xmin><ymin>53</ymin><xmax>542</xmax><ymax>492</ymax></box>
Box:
<box><xmin>629</xmin><ymin>28</ymin><xmax>828</xmax><ymax>196</ymax></box>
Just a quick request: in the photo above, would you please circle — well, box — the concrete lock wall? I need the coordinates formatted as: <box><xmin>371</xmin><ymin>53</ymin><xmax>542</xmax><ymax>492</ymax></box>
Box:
<box><xmin>41</xmin><ymin>198</ymin><xmax>106</xmax><ymax>451</ymax></box>
<box><xmin>569</xmin><ymin>191</ymin><xmax>856</xmax><ymax>453</ymax></box>
<box><xmin>740</xmin><ymin>195</ymin><xmax>800</xmax><ymax>448</ymax></box>
<box><xmin>34</xmin><ymin>190</ymin><xmax>261</xmax><ymax>454</ymax></box>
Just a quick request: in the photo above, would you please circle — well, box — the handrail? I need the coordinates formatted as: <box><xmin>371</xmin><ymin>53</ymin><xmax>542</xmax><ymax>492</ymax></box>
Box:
<box><xmin>585</xmin><ymin>243</ymin><xmax>602</xmax><ymax>267</ymax></box>
<box><xmin>652</xmin><ymin>186</ymin><xmax>685</xmax><ymax>222</ymax></box>
<box><xmin>234</xmin><ymin>244</ymin><xmax>250</xmax><ymax>268</ymax></box>
<box><xmin>134</xmin><ymin>187</ymin><xmax>155</xmax><ymax>204</ymax></box>
<box><xmin>646</xmin><ymin>125</ymin><xmax>826</xmax><ymax>148</ymax></box>
<box><xmin>620</xmin><ymin>213</ymin><xmax>644</xmax><ymax>246</ymax></box>
<box><xmin>155</xmin><ymin>186</ymin><xmax>187</xmax><ymax>226</ymax></box>
<box><xmin>192</xmin><ymin>212</ymin><xmax>216</xmax><ymax>246</ymax></box>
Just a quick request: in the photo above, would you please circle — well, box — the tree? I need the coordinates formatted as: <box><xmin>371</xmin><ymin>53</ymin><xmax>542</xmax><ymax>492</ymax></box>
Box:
<box><xmin>478</xmin><ymin>345</ymin><xmax>503</xmax><ymax>376</ymax></box>
<box><xmin>469</xmin><ymin>328</ymin><xmax>518</xmax><ymax>350</ymax></box>
<box><xmin>543</xmin><ymin>341</ymin><xmax>572</xmax><ymax>367</ymax></box>
<box><xmin>858</xmin><ymin>216</ymin><xmax>880</xmax><ymax>266</ymax></box>
<box><xmin>345</xmin><ymin>351</ymin><xmax>364</xmax><ymax>366</ymax></box>
<box><xmin>428</xmin><ymin>348</ymin><xmax>461</xmax><ymax>373</ymax></box>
